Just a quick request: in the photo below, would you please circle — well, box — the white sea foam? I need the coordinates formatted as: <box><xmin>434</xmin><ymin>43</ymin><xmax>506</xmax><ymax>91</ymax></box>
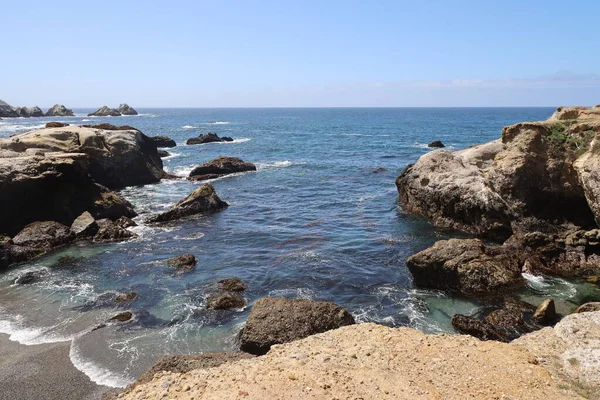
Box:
<box><xmin>267</xmin><ymin>287</ymin><xmax>315</xmax><ymax>300</ymax></box>
<box><xmin>256</xmin><ymin>160</ymin><xmax>306</xmax><ymax>170</ymax></box>
<box><xmin>0</xmin><ymin>315</ymin><xmax>74</xmax><ymax>345</ymax></box>
<box><xmin>181</xmin><ymin>125</ymin><xmax>196</xmax><ymax>129</ymax></box>
<box><xmin>162</xmin><ymin>151</ymin><xmax>181</xmax><ymax>160</ymax></box>
<box><xmin>69</xmin><ymin>342</ymin><xmax>133</xmax><ymax>388</ymax></box>
<box><xmin>207</xmin><ymin>121</ymin><xmax>230</xmax><ymax>125</ymax></box>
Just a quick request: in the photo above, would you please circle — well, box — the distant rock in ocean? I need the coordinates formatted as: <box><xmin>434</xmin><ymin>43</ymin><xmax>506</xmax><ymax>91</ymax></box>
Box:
<box><xmin>150</xmin><ymin>136</ymin><xmax>177</xmax><ymax>148</ymax></box>
<box><xmin>0</xmin><ymin>99</ymin><xmax>20</xmax><ymax>117</ymax></box>
<box><xmin>117</xmin><ymin>103</ymin><xmax>138</xmax><ymax>115</ymax></box>
<box><xmin>148</xmin><ymin>184</ymin><xmax>228</xmax><ymax>223</ymax></box>
<box><xmin>428</xmin><ymin>140</ymin><xmax>445</xmax><ymax>148</ymax></box>
<box><xmin>186</xmin><ymin>132</ymin><xmax>234</xmax><ymax>145</ymax></box>
<box><xmin>45</xmin><ymin>104</ymin><xmax>75</xmax><ymax>116</ymax></box>
<box><xmin>188</xmin><ymin>156</ymin><xmax>256</xmax><ymax>181</ymax></box>
<box><xmin>88</xmin><ymin>106</ymin><xmax>122</xmax><ymax>117</ymax></box>
<box><xmin>13</xmin><ymin>106</ymin><xmax>44</xmax><ymax>118</ymax></box>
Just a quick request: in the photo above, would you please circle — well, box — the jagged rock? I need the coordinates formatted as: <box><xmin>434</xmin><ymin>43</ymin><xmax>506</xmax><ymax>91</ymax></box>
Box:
<box><xmin>157</xmin><ymin>150</ymin><xmax>170</xmax><ymax>158</ymax></box>
<box><xmin>148</xmin><ymin>184</ymin><xmax>228</xmax><ymax>223</ymax></box>
<box><xmin>115</xmin><ymin>292</ymin><xmax>138</xmax><ymax>303</ymax></box>
<box><xmin>0</xmin><ymin>245</ymin><xmax>44</xmax><ymax>270</ymax></box>
<box><xmin>87</xmin><ymin>106</ymin><xmax>121</xmax><ymax>117</ymax></box>
<box><xmin>117</xmin><ymin>104</ymin><xmax>138</xmax><ymax>115</ymax></box>
<box><xmin>70</xmin><ymin>211</ymin><xmax>98</xmax><ymax>239</ymax></box>
<box><xmin>0</xmin><ymin>99</ymin><xmax>19</xmax><ymax>117</ymax></box>
<box><xmin>0</xmin><ymin>125</ymin><xmax>165</xmax><ymax>189</ymax></box>
<box><xmin>405</xmin><ymin>239</ymin><xmax>525</xmax><ymax>295</ymax></box>
<box><xmin>92</xmin><ymin>190</ymin><xmax>137</xmax><ymax>221</ymax></box>
<box><xmin>533</xmin><ymin>298</ymin><xmax>557</xmax><ymax>325</ymax></box>
<box><xmin>12</xmin><ymin>221</ymin><xmax>74</xmax><ymax>249</ymax></box>
<box><xmin>45</xmin><ymin>104</ymin><xmax>74</xmax><ymax>117</ymax></box>
<box><xmin>218</xmin><ymin>277</ymin><xmax>247</xmax><ymax>292</ymax></box>
<box><xmin>115</xmin><ymin>216</ymin><xmax>137</xmax><ymax>229</ymax></box>
<box><xmin>150</xmin><ymin>136</ymin><xmax>176</xmax><ymax>148</ymax></box>
<box><xmin>428</xmin><ymin>140</ymin><xmax>445</xmax><ymax>148</ymax></box>
<box><xmin>93</xmin><ymin>219</ymin><xmax>136</xmax><ymax>242</ymax></box>
<box><xmin>188</xmin><ymin>156</ymin><xmax>256</xmax><ymax>181</ymax></box>
<box><xmin>206</xmin><ymin>292</ymin><xmax>245</xmax><ymax>310</ymax></box>
<box><xmin>110</xmin><ymin>311</ymin><xmax>133</xmax><ymax>322</ymax></box>
<box><xmin>14</xmin><ymin>106</ymin><xmax>44</xmax><ymax>118</ymax></box>
<box><xmin>166</xmin><ymin>254</ymin><xmax>196</xmax><ymax>271</ymax></box>
<box><xmin>186</xmin><ymin>132</ymin><xmax>233</xmax><ymax>145</ymax></box>
<box><xmin>239</xmin><ymin>297</ymin><xmax>355</xmax><ymax>355</ymax></box>
<box><xmin>45</xmin><ymin>122</ymin><xmax>69</xmax><ymax>128</ymax></box>
<box><xmin>573</xmin><ymin>302</ymin><xmax>600</xmax><ymax>313</ymax></box>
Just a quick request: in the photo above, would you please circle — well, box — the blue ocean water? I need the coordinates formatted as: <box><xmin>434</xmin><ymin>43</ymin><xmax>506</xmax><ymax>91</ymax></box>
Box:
<box><xmin>1</xmin><ymin>108</ymin><xmax>598</xmax><ymax>387</ymax></box>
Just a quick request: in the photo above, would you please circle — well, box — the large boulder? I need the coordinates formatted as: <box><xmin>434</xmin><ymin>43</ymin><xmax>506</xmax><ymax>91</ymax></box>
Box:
<box><xmin>148</xmin><ymin>184</ymin><xmax>228</xmax><ymax>223</ymax></box>
<box><xmin>45</xmin><ymin>104</ymin><xmax>74</xmax><ymax>116</ymax></box>
<box><xmin>150</xmin><ymin>136</ymin><xmax>176</xmax><ymax>148</ymax></box>
<box><xmin>70</xmin><ymin>211</ymin><xmax>99</xmax><ymax>238</ymax></box>
<box><xmin>186</xmin><ymin>132</ymin><xmax>233</xmax><ymax>145</ymax></box>
<box><xmin>13</xmin><ymin>107</ymin><xmax>43</xmax><ymax>118</ymax></box>
<box><xmin>0</xmin><ymin>245</ymin><xmax>44</xmax><ymax>270</ymax></box>
<box><xmin>405</xmin><ymin>239</ymin><xmax>525</xmax><ymax>295</ymax></box>
<box><xmin>166</xmin><ymin>253</ymin><xmax>197</xmax><ymax>270</ymax></box>
<box><xmin>188</xmin><ymin>156</ymin><xmax>256</xmax><ymax>181</ymax></box>
<box><xmin>93</xmin><ymin>219</ymin><xmax>136</xmax><ymax>242</ymax></box>
<box><xmin>239</xmin><ymin>297</ymin><xmax>355</xmax><ymax>355</ymax></box>
<box><xmin>12</xmin><ymin>221</ymin><xmax>74</xmax><ymax>249</ymax></box>
<box><xmin>87</xmin><ymin>106</ymin><xmax>121</xmax><ymax>117</ymax></box>
<box><xmin>0</xmin><ymin>99</ymin><xmax>19</xmax><ymax>117</ymax></box>
<box><xmin>117</xmin><ymin>103</ymin><xmax>138</xmax><ymax>115</ymax></box>
<box><xmin>206</xmin><ymin>292</ymin><xmax>246</xmax><ymax>310</ymax></box>
<box><xmin>0</xmin><ymin>125</ymin><xmax>165</xmax><ymax>188</ymax></box>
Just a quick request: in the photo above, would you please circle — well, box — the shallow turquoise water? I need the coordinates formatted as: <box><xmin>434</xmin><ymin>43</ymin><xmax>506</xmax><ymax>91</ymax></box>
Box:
<box><xmin>1</xmin><ymin>108</ymin><xmax>598</xmax><ymax>387</ymax></box>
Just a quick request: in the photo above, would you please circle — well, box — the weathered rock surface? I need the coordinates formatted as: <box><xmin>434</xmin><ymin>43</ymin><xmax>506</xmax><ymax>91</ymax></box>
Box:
<box><xmin>120</xmin><ymin>323</ymin><xmax>583</xmax><ymax>400</ymax></box>
<box><xmin>45</xmin><ymin>122</ymin><xmax>69</xmax><ymax>128</ymax></box>
<box><xmin>14</xmin><ymin>106</ymin><xmax>44</xmax><ymax>118</ymax></box>
<box><xmin>0</xmin><ymin>245</ymin><xmax>44</xmax><ymax>270</ymax></box>
<box><xmin>573</xmin><ymin>302</ymin><xmax>600</xmax><ymax>313</ymax></box>
<box><xmin>218</xmin><ymin>277</ymin><xmax>247</xmax><ymax>292</ymax></box>
<box><xmin>533</xmin><ymin>298</ymin><xmax>557</xmax><ymax>325</ymax></box>
<box><xmin>188</xmin><ymin>156</ymin><xmax>256</xmax><ymax>181</ymax></box>
<box><xmin>70</xmin><ymin>211</ymin><xmax>99</xmax><ymax>239</ymax></box>
<box><xmin>167</xmin><ymin>254</ymin><xmax>197</xmax><ymax>271</ymax></box>
<box><xmin>148</xmin><ymin>184</ymin><xmax>228</xmax><ymax>223</ymax></box>
<box><xmin>45</xmin><ymin>104</ymin><xmax>74</xmax><ymax>117</ymax></box>
<box><xmin>93</xmin><ymin>219</ymin><xmax>136</xmax><ymax>242</ymax></box>
<box><xmin>87</xmin><ymin>106</ymin><xmax>121</xmax><ymax>117</ymax></box>
<box><xmin>117</xmin><ymin>103</ymin><xmax>138</xmax><ymax>115</ymax></box>
<box><xmin>0</xmin><ymin>99</ymin><xmax>19</xmax><ymax>117</ymax></box>
<box><xmin>239</xmin><ymin>297</ymin><xmax>355</xmax><ymax>355</ymax></box>
<box><xmin>12</xmin><ymin>221</ymin><xmax>74</xmax><ymax>249</ymax></box>
<box><xmin>406</xmin><ymin>238</ymin><xmax>525</xmax><ymax>295</ymax></box>
<box><xmin>150</xmin><ymin>136</ymin><xmax>176</xmax><ymax>148</ymax></box>
<box><xmin>186</xmin><ymin>132</ymin><xmax>233</xmax><ymax>145</ymax></box>
<box><xmin>115</xmin><ymin>292</ymin><xmax>138</xmax><ymax>303</ymax></box>
<box><xmin>110</xmin><ymin>311</ymin><xmax>133</xmax><ymax>322</ymax></box>
<box><xmin>0</xmin><ymin>125</ymin><xmax>165</xmax><ymax>188</ymax></box>
<box><xmin>206</xmin><ymin>292</ymin><xmax>245</xmax><ymax>310</ymax></box>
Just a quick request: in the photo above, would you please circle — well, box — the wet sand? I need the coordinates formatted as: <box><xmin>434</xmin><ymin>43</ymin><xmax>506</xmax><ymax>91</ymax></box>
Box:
<box><xmin>0</xmin><ymin>333</ymin><xmax>112</xmax><ymax>400</ymax></box>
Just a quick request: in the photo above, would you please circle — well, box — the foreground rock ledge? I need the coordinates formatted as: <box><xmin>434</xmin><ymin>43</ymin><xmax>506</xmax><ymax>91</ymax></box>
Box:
<box><xmin>120</xmin><ymin>322</ymin><xmax>584</xmax><ymax>400</ymax></box>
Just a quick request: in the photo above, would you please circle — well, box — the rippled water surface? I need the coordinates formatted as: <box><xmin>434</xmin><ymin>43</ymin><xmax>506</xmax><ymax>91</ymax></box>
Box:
<box><xmin>1</xmin><ymin>108</ymin><xmax>599</xmax><ymax>387</ymax></box>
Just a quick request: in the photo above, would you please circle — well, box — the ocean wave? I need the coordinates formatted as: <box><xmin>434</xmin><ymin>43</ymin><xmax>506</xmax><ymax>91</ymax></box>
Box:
<box><xmin>412</xmin><ymin>142</ymin><xmax>456</xmax><ymax>150</ymax></box>
<box><xmin>181</xmin><ymin>125</ymin><xmax>196</xmax><ymax>129</ymax></box>
<box><xmin>162</xmin><ymin>152</ymin><xmax>181</xmax><ymax>160</ymax></box>
<box><xmin>267</xmin><ymin>287</ymin><xmax>316</xmax><ymax>300</ymax></box>
<box><xmin>0</xmin><ymin>313</ymin><xmax>74</xmax><ymax>345</ymax></box>
<box><xmin>70</xmin><ymin>341</ymin><xmax>133</xmax><ymax>388</ymax></box>
<box><xmin>255</xmin><ymin>160</ymin><xmax>306</xmax><ymax>170</ymax></box>
<box><xmin>207</xmin><ymin>121</ymin><xmax>230</xmax><ymax>125</ymax></box>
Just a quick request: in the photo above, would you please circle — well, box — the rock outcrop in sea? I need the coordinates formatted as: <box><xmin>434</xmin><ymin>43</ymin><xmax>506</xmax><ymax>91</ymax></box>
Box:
<box><xmin>88</xmin><ymin>106</ymin><xmax>122</xmax><ymax>117</ymax></box>
<box><xmin>45</xmin><ymin>104</ymin><xmax>75</xmax><ymax>116</ymax></box>
<box><xmin>117</xmin><ymin>103</ymin><xmax>138</xmax><ymax>115</ymax></box>
<box><xmin>0</xmin><ymin>99</ymin><xmax>19</xmax><ymax>117</ymax></box>
<box><xmin>188</xmin><ymin>156</ymin><xmax>256</xmax><ymax>181</ymax></box>
<box><xmin>150</xmin><ymin>136</ymin><xmax>177</xmax><ymax>148</ymax></box>
<box><xmin>148</xmin><ymin>184</ymin><xmax>228</xmax><ymax>223</ymax></box>
<box><xmin>186</xmin><ymin>132</ymin><xmax>234</xmax><ymax>145</ymax></box>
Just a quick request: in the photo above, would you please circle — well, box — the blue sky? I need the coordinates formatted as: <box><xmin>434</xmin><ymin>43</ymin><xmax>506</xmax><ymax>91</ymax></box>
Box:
<box><xmin>2</xmin><ymin>0</ymin><xmax>599</xmax><ymax>107</ymax></box>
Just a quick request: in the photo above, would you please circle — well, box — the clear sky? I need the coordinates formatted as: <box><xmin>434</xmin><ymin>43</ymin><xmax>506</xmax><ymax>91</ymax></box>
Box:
<box><xmin>2</xmin><ymin>0</ymin><xmax>599</xmax><ymax>107</ymax></box>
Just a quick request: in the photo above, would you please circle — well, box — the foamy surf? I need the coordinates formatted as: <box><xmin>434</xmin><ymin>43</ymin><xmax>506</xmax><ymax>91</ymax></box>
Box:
<box><xmin>207</xmin><ymin>121</ymin><xmax>230</xmax><ymax>125</ymax></box>
<box><xmin>69</xmin><ymin>341</ymin><xmax>133</xmax><ymax>388</ymax></box>
<box><xmin>256</xmin><ymin>160</ymin><xmax>306</xmax><ymax>170</ymax></box>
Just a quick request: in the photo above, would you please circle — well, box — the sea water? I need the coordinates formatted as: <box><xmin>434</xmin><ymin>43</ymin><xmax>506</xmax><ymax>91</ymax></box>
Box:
<box><xmin>1</xmin><ymin>108</ymin><xmax>598</xmax><ymax>387</ymax></box>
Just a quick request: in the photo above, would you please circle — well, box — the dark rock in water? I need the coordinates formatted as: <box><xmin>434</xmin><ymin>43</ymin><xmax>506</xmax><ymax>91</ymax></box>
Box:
<box><xmin>405</xmin><ymin>238</ymin><xmax>525</xmax><ymax>295</ymax></box>
<box><xmin>218</xmin><ymin>277</ymin><xmax>248</xmax><ymax>292</ymax></box>
<box><xmin>117</xmin><ymin>103</ymin><xmax>138</xmax><ymax>115</ymax></box>
<box><xmin>114</xmin><ymin>216</ymin><xmax>137</xmax><ymax>229</ymax></box>
<box><xmin>92</xmin><ymin>190</ymin><xmax>137</xmax><ymax>221</ymax></box>
<box><xmin>87</xmin><ymin>106</ymin><xmax>121</xmax><ymax>117</ymax></box>
<box><xmin>167</xmin><ymin>254</ymin><xmax>197</xmax><ymax>271</ymax></box>
<box><xmin>14</xmin><ymin>106</ymin><xmax>44</xmax><ymax>118</ymax></box>
<box><xmin>372</xmin><ymin>167</ymin><xmax>387</xmax><ymax>173</ymax></box>
<box><xmin>14</xmin><ymin>271</ymin><xmax>39</xmax><ymax>285</ymax></box>
<box><xmin>134</xmin><ymin>353</ymin><xmax>255</xmax><ymax>386</ymax></box>
<box><xmin>110</xmin><ymin>311</ymin><xmax>133</xmax><ymax>322</ymax></box>
<box><xmin>573</xmin><ymin>302</ymin><xmax>600</xmax><ymax>313</ymax></box>
<box><xmin>57</xmin><ymin>255</ymin><xmax>78</xmax><ymax>264</ymax></box>
<box><xmin>148</xmin><ymin>184</ymin><xmax>228</xmax><ymax>223</ymax></box>
<box><xmin>239</xmin><ymin>297</ymin><xmax>355</xmax><ymax>355</ymax></box>
<box><xmin>70</xmin><ymin>211</ymin><xmax>99</xmax><ymax>239</ymax></box>
<box><xmin>206</xmin><ymin>292</ymin><xmax>245</xmax><ymax>310</ymax></box>
<box><xmin>12</xmin><ymin>221</ymin><xmax>75</xmax><ymax>249</ymax></box>
<box><xmin>188</xmin><ymin>156</ymin><xmax>256</xmax><ymax>181</ymax></box>
<box><xmin>45</xmin><ymin>122</ymin><xmax>69</xmax><ymax>128</ymax></box>
<box><xmin>93</xmin><ymin>219</ymin><xmax>136</xmax><ymax>242</ymax></box>
<box><xmin>45</xmin><ymin>104</ymin><xmax>74</xmax><ymax>117</ymax></box>
<box><xmin>533</xmin><ymin>298</ymin><xmax>557</xmax><ymax>325</ymax></box>
<box><xmin>0</xmin><ymin>245</ymin><xmax>44</xmax><ymax>270</ymax></box>
<box><xmin>186</xmin><ymin>132</ymin><xmax>234</xmax><ymax>145</ymax></box>
<box><xmin>115</xmin><ymin>292</ymin><xmax>138</xmax><ymax>303</ymax></box>
<box><xmin>157</xmin><ymin>150</ymin><xmax>170</xmax><ymax>158</ymax></box>
<box><xmin>0</xmin><ymin>99</ymin><xmax>19</xmax><ymax>117</ymax></box>
<box><xmin>428</xmin><ymin>140</ymin><xmax>445</xmax><ymax>148</ymax></box>
<box><xmin>150</xmin><ymin>136</ymin><xmax>176</xmax><ymax>148</ymax></box>
<box><xmin>451</xmin><ymin>315</ymin><xmax>509</xmax><ymax>341</ymax></box>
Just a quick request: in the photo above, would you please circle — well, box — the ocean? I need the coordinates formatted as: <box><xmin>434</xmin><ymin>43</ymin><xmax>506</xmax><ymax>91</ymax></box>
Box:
<box><xmin>1</xmin><ymin>108</ymin><xmax>598</xmax><ymax>387</ymax></box>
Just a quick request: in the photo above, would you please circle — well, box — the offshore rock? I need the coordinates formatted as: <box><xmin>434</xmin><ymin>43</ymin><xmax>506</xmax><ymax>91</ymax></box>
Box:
<box><xmin>0</xmin><ymin>99</ymin><xmax>19</xmax><ymax>117</ymax></box>
<box><xmin>218</xmin><ymin>277</ymin><xmax>248</xmax><ymax>292</ymax></box>
<box><xmin>186</xmin><ymin>132</ymin><xmax>233</xmax><ymax>145</ymax></box>
<box><xmin>188</xmin><ymin>156</ymin><xmax>256</xmax><ymax>181</ymax></box>
<box><xmin>87</xmin><ymin>106</ymin><xmax>121</xmax><ymax>117</ymax></box>
<box><xmin>150</xmin><ymin>136</ymin><xmax>176</xmax><ymax>148</ymax></box>
<box><xmin>148</xmin><ymin>184</ymin><xmax>228</xmax><ymax>223</ymax></box>
<box><xmin>167</xmin><ymin>254</ymin><xmax>197</xmax><ymax>271</ymax></box>
<box><xmin>45</xmin><ymin>104</ymin><xmax>74</xmax><ymax>116</ymax></box>
<box><xmin>206</xmin><ymin>292</ymin><xmax>245</xmax><ymax>310</ymax></box>
<box><xmin>428</xmin><ymin>140</ymin><xmax>445</xmax><ymax>148</ymax></box>
<box><xmin>239</xmin><ymin>297</ymin><xmax>355</xmax><ymax>355</ymax></box>
<box><xmin>117</xmin><ymin>103</ymin><xmax>138</xmax><ymax>115</ymax></box>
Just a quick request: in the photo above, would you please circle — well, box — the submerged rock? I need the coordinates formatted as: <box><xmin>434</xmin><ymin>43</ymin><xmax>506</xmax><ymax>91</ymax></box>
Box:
<box><xmin>148</xmin><ymin>184</ymin><xmax>228</xmax><ymax>223</ymax></box>
<box><xmin>150</xmin><ymin>136</ymin><xmax>176</xmax><ymax>148</ymax></box>
<box><xmin>167</xmin><ymin>254</ymin><xmax>197</xmax><ymax>271</ymax></box>
<box><xmin>13</xmin><ymin>271</ymin><xmax>40</xmax><ymax>285</ymax></box>
<box><xmin>117</xmin><ymin>103</ymin><xmax>138</xmax><ymax>115</ymax></box>
<box><xmin>87</xmin><ymin>106</ymin><xmax>121</xmax><ymax>117</ymax></box>
<box><xmin>239</xmin><ymin>297</ymin><xmax>355</xmax><ymax>355</ymax></box>
<box><xmin>218</xmin><ymin>277</ymin><xmax>248</xmax><ymax>292</ymax></box>
<box><xmin>206</xmin><ymin>292</ymin><xmax>245</xmax><ymax>310</ymax></box>
<box><xmin>12</xmin><ymin>221</ymin><xmax>75</xmax><ymax>249</ymax></box>
<box><xmin>110</xmin><ymin>311</ymin><xmax>133</xmax><ymax>322</ymax></box>
<box><xmin>45</xmin><ymin>104</ymin><xmax>74</xmax><ymax>117</ymax></box>
<box><xmin>188</xmin><ymin>156</ymin><xmax>256</xmax><ymax>181</ymax></box>
<box><xmin>428</xmin><ymin>140</ymin><xmax>445</xmax><ymax>148</ymax></box>
<box><xmin>115</xmin><ymin>292</ymin><xmax>138</xmax><ymax>303</ymax></box>
<box><xmin>186</xmin><ymin>132</ymin><xmax>233</xmax><ymax>145</ymax></box>
<box><xmin>405</xmin><ymin>238</ymin><xmax>525</xmax><ymax>295</ymax></box>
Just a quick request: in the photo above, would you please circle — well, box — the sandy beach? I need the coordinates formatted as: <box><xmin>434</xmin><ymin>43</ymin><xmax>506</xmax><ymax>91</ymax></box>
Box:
<box><xmin>0</xmin><ymin>333</ymin><xmax>112</xmax><ymax>400</ymax></box>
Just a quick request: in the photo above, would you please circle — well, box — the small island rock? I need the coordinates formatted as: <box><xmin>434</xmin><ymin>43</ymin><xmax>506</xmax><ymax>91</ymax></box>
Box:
<box><xmin>88</xmin><ymin>106</ymin><xmax>122</xmax><ymax>117</ymax></box>
<box><xmin>148</xmin><ymin>184</ymin><xmax>228</xmax><ymax>223</ymax></box>
<box><xmin>117</xmin><ymin>104</ymin><xmax>138</xmax><ymax>115</ymax></box>
<box><xmin>45</xmin><ymin>104</ymin><xmax>75</xmax><ymax>117</ymax></box>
